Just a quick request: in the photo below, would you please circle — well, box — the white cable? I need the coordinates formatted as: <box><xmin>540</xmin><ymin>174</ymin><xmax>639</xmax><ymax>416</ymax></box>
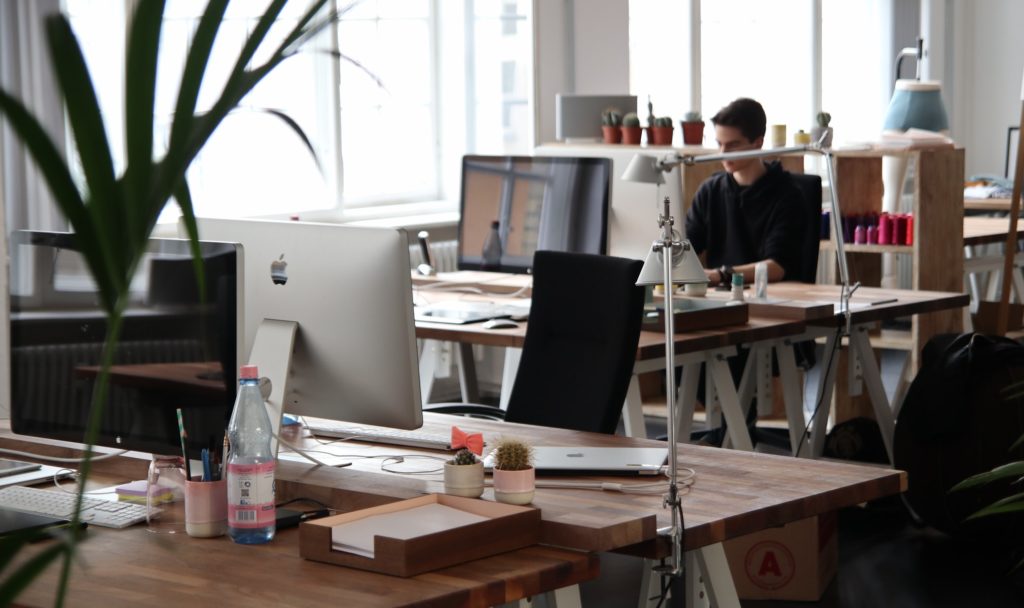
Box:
<box><xmin>0</xmin><ymin>446</ymin><xmax>129</xmax><ymax>464</ymax></box>
<box><xmin>273</xmin><ymin>431</ymin><xmax>335</xmax><ymax>467</ymax></box>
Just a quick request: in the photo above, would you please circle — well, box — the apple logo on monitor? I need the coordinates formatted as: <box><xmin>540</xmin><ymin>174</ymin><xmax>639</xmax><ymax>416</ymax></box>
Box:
<box><xmin>270</xmin><ymin>254</ymin><xmax>288</xmax><ymax>285</ymax></box>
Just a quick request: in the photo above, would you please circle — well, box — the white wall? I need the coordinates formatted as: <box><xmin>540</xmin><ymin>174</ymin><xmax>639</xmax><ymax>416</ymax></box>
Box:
<box><xmin>950</xmin><ymin>0</ymin><xmax>1024</xmax><ymax>177</ymax></box>
<box><xmin>532</xmin><ymin>0</ymin><xmax>630</xmax><ymax>146</ymax></box>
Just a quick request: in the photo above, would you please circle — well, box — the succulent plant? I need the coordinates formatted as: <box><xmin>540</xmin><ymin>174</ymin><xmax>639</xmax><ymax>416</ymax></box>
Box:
<box><xmin>683</xmin><ymin>111</ymin><xmax>702</xmax><ymax>122</ymax></box>
<box><xmin>654</xmin><ymin>116</ymin><xmax>673</xmax><ymax>128</ymax></box>
<box><xmin>816</xmin><ymin>111</ymin><xmax>832</xmax><ymax>127</ymax></box>
<box><xmin>622</xmin><ymin>112</ymin><xmax>641</xmax><ymax>128</ymax></box>
<box><xmin>602</xmin><ymin>110</ymin><xmax>622</xmax><ymax>127</ymax></box>
<box><xmin>448</xmin><ymin>448</ymin><xmax>479</xmax><ymax>466</ymax></box>
<box><xmin>492</xmin><ymin>438</ymin><xmax>534</xmax><ymax>471</ymax></box>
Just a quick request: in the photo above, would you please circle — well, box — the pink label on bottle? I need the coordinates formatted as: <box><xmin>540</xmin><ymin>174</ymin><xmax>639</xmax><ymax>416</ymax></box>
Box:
<box><xmin>227</xmin><ymin>461</ymin><xmax>275</xmax><ymax>528</ymax></box>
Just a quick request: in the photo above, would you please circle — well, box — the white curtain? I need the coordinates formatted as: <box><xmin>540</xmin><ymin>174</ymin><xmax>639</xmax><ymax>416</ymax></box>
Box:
<box><xmin>0</xmin><ymin>0</ymin><xmax>67</xmax><ymax>232</ymax></box>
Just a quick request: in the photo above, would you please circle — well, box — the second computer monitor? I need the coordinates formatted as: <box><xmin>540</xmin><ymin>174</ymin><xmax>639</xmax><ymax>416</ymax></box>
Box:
<box><xmin>194</xmin><ymin>218</ymin><xmax>422</xmax><ymax>431</ymax></box>
<box><xmin>457</xmin><ymin>155</ymin><xmax>610</xmax><ymax>274</ymax></box>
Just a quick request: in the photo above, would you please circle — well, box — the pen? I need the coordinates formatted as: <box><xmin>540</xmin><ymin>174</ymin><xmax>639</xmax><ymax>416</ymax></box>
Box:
<box><xmin>201</xmin><ymin>448</ymin><xmax>212</xmax><ymax>482</ymax></box>
<box><xmin>175</xmin><ymin>408</ymin><xmax>192</xmax><ymax>481</ymax></box>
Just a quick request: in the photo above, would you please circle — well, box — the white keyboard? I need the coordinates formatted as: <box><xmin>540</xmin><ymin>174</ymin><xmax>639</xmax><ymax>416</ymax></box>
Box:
<box><xmin>0</xmin><ymin>485</ymin><xmax>155</xmax><ymax>529</ymax></box>
<box><xmin>306</xmin><ymin>422</ymin><xmax>453</xmax><ymax>450</ymax></box>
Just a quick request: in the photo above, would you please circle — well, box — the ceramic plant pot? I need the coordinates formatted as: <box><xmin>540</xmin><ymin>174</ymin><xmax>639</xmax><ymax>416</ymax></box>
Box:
<box><xmin>650</xmin><ymin>126</ymin><xmax>674</xmax><ymax>146</ymax></box>
<box><xmin>443</xmin><ymin>462</ymin><xmax>484</xmax><ymax>498</ymax></box>
<box><xmin>620</xmin><ymin>126</ymin><xmax>643</xmax><ymax>145</ymax></box>
<box><xmin>681</xmin><ymin>121</ymin><xmax>705</xmax><ymax>145</ymax></box>
<box><xmin>811</xmin><ymin>126</ymin><xmax>833</xmax><ymax>148</ymax></box>
<box><xmin>602</xmin><ymin>126</ymin><xmax>622</xmax><ymax>144</ymax></box>
<box><xmin>492</xmin><ymin>467</ymin><xmax>535</xmax><ymax>505</ymax></box>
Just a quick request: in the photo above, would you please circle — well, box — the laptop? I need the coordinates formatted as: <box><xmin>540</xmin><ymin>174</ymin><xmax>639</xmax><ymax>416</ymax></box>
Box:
<box><xmin>483</xmin><ymin>446</ymin><xmax>668</xmax><ymax>476</ymax></box>
<box><xmin>414</xmin><ymin>301</ymin><xmax>531</xmax><ymax>325</ymax></box>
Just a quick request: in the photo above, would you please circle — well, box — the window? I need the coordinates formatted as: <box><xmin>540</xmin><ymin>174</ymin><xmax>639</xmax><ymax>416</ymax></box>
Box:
<box><xmin>629</xmin><ymin>0</ymin><xmax>891</xmax><ymax>151</ymax></box>
<box><xmin>63</xmin><ymin>0</ymin><xmax>534</xmax><ymax>222</ymax></box>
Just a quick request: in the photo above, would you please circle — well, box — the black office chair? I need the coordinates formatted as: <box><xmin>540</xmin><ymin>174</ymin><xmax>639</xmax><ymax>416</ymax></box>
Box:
<box><xmin>789</xmin><ymin>172</ymin><xmax>824</xmax><ymax>284</ymax></box>
<box><xmin>425</xmin><ymin>250</ymin><xmax>645</xmax><ymax>434</ymax></box>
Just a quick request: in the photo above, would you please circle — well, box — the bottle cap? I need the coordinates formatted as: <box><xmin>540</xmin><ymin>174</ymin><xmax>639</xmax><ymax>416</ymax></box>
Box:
<box><xmin>731</xmin><ymin>272</ymin><xmax>743</xmax><ymax>287</ymax></box>
<box><xmin>239</xmin><ymin>364</ymin><xmax>259</xmax><ymax>379</ymax></box>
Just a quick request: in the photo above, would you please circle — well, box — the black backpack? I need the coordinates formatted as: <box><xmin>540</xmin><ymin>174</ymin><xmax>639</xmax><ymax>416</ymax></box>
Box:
<box><xmin>894</xmin><ymin>332</ymin><xmax>1024</xmax><ymax>541</ymax></box>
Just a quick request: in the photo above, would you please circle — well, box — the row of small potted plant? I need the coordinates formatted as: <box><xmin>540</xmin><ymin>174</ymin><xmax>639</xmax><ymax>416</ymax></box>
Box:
<box><xmin>601</xmin><ymin>110</ymin><xmax>705</xmax><ymax>146</ymax></box>
<box><xmin>443</xmin><ymin>437</ymin><xmax>535</xmax><ymax>505</ymax></box>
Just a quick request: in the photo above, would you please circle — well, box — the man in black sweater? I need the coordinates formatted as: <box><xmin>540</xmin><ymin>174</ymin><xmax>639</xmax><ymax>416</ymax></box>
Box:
<box><xmin>685</xmin><ymin>97</ymin><xmax>805</xmax><ymax>287</ymax></box>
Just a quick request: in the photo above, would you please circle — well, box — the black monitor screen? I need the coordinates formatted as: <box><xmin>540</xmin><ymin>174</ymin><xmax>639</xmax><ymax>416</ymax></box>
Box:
<box><xmin>457</xmin><ymin>155</ymin><xmax>610</xmax><ymax>273</ymax></box>
<box><xmin>8</xmin><ymin>231</ymin><xmax>238</xmax><ymax>459</ymax></box>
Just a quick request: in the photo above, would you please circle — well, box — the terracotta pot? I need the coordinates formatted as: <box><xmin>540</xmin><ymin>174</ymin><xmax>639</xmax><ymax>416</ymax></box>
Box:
<box><xmin>492</xmin><ymin>467</ymin><xmax>535</xmax><ymax>505</ymax></box>
<box><xmin>601</xmin><ymin>126</ymin><xmax>622</xmax><ymax>144</ymax></box>
<box><xmin>681</xmin><ymin>121</ymin><xmax>705</xmax><ymax>145</ymax></box>
<box><xmin>650</xmin><ymin>126</ymin><xmax>674</xmax><ymax>146</ymax></box>
<box><xmin>620</xmin><ymin>126</ymin><xmax>643</xmax><ymax>145</ymax></box>
<box><xmin>443</xmin><ymin>462</ymin><xmax>484</xmax><ymax>498</ymax></box>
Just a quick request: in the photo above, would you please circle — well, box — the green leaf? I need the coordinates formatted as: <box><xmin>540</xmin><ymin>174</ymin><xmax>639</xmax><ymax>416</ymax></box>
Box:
<box><xmin>167</xmin><ymin>0</ymin><xmax>229</xmax><ymax>158</ymax></box>
<box><xmin>123</xmin><ymin>0</ymin><xmax>166</xmax><ymax>242</ymax></box>
<box><xmin>1009</xmin><ymin>433</ymin><xmax>1024</xmax><ymax>453</ymax></box>
<box><xmin>318</xmin><ymin>49</ymin><xmax>387</xmax><ymax>91</ymax></box>
<box><xmin>0</xmin><ymin>542</ymin><xmax>66</xmax><ymax>606</ymax></box>
<box><xmin>966</xmin><ymin>495</ymin><xmax>1024</xmax><ymax>520</ymax></box>
<box><xmin>253</xmin><ymin>107</ymin><xmax>321</xmax><ymax>170</ymax></box>
<box><xmin>950</xmin><ymin>461</ymin><xmax>1024</xmax><ymax>492</ymax></box>
<box><xmin>173</xmin><ymin>179</ymin><xmax>206</xmax><ymax>305</ymax></box>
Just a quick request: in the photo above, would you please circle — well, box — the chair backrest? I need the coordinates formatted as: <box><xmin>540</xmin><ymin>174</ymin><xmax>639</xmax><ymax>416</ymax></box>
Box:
<box><xmin>789</xmin><ymin>172</ymin><xmax>823</xmax><ymax>283</ymax></box>
<box><xmin>503</xmin><ymin>251</ymin><xmax>645</xmax><ymax>434</ymax></box>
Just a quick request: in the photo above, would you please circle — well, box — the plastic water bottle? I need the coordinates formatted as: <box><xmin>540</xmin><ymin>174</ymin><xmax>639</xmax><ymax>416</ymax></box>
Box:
<box><xmin>481</xmin><ymin>220</ymin><xmax>502</xmax><ymax>270</ymax></box>
<box><xmin>226</xmin><ymin>364</ymin><xmax>275</xmax><ymax>544</ymax></box>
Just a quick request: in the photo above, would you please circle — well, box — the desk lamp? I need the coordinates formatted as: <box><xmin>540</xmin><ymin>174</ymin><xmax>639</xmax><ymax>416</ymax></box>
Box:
<box><xmin>623</xmin><ymin>139</ymin><xmax>854</xmax><ymax>579</ymax></box>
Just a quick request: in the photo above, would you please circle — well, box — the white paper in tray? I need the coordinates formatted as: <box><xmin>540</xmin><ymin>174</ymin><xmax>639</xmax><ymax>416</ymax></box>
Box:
<box><xmin>331</xmin><ymin>503</ymin><xmax>488</xmax><ymax>558</ymax></box>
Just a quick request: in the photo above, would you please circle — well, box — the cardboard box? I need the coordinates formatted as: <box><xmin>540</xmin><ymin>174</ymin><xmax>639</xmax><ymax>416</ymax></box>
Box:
<box><xmin>723</xmin><ymin>512</ymin><xmax>837</xmax><ymax>601</ymax></box>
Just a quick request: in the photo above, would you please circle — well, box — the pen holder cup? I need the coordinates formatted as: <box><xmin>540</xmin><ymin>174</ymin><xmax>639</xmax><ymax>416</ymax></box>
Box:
<box><xmin>184</xmin><ymin>478</ymin><xmax>227</xmax><ymax>538</ymax></box>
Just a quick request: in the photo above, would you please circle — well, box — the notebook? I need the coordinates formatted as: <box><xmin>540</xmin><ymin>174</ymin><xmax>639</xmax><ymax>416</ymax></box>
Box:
<box><xmin>483</xmin><ymin>446</ymin><xmax>668</xmax><ymax>476</ymax></box>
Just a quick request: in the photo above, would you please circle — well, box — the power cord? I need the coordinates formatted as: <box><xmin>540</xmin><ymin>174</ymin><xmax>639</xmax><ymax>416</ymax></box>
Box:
<box><xmin>795</xmin><ymin>325</ymin><xmax>844</xmax><ymax>455</ymax></box>
<box><xmin>0</xmin><ymin>446</ymin><xmax>129</xmax><ymax>464</ymax></box>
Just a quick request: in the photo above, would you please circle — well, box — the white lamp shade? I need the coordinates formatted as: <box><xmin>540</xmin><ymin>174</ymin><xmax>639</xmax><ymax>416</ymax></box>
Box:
<box><xmin>635</xmin><ymin>240</ymin><xmax>707</xmax><ymax>286</ymax></box>
<box><xmin>883</xmin><ymin>80</ymin><xmax>949</xmax><ymax>132</ymax></box>
<box><xmin>622</xmin><ymin>154</ymin><xmax>665</xmax><ymax>185</ymax></box>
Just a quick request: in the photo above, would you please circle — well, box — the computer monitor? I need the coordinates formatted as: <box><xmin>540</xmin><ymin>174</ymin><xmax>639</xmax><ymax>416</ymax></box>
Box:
<box><xmin>457</xmin><ymin>155</ymin><xmax>610</xmax><ymax>274</ymax></box>
<box><xmin>7</xmin><ymin>230</ymin><xmax>240</xmax><ymax>459</ymax></box>
<box><xmin>193</xmin><ymin>218</ymin><xmax>422</xmax><ymax>436</ymax></box>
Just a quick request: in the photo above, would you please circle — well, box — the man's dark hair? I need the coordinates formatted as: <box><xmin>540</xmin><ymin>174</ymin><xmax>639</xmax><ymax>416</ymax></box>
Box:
<box><xmin>711</xmin><ymin>98</ymin><xmax>766</xmax><ymax>142</ymax></box>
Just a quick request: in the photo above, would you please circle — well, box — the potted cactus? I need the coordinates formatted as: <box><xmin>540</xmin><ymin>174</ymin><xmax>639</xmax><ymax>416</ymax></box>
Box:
<box><xmin>601</xmin><ymin>110</ymin><xmax>623</xmax><ymax>144</ymax></box>
<box><xmin>490</xmin><ymin>438</ymin><xmax>535</xmax><ymax>505</ymax></box>
<box><xmin>812</xmin><ymin>111</ymin><xmax>833</xmax><ymax>148</ymax></box>
<box><xmin>444</xmin><ymin>448</ymin><xmax>485</xmax><ymax>498</ymax></box>
<box><xmin>681</xmin><ymin>111</ymin><xmax>705</xmax><ymax>145</ymax></box>
<box><xmin>621</xmin><ymin>112</ymin><xmax>643</xmax><ymax>145</ymax></box>
<box><xmin>650</xmin><ymin>116</ymin><xmax>675</xmax><ymax>146</ymax></box>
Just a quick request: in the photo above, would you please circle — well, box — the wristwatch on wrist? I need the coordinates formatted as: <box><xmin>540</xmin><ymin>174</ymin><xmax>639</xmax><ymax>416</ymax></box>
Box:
<box><xmin>718</xmin><ymin>265</ymin><xmax>733</xmax><ymax>287</ymax></box>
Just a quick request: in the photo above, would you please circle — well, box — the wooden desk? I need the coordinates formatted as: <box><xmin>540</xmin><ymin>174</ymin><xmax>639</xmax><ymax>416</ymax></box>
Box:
<box><xmin>964</xmin><ymin>196</ymin><xmax>1014</xmax><ymax>213</ymax></box>
<box><xmin>416</xmin><ymin>292</ymin><xmax>808</xmax><ymax>446</ymax></box>
<box><xmin>2</xmin><ymin>432</ymin><xmax>596</xmax><ymax>608</ymax></box>
<box><xmin>964</xmin><ymin>215</ymin><xmax>1024</xmax><ymax>246</ymax></box>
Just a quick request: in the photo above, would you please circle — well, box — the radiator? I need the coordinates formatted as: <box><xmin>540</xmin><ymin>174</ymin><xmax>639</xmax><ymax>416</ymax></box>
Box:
<box><xmin>409</xmin><ymin>239</ymin><xmax>458</xmax><ymax>273</ymax></box>
<box><xmin>12</xmin><ymin>339</ymin><xmax>204</xmax><ymax>432</ymax></box>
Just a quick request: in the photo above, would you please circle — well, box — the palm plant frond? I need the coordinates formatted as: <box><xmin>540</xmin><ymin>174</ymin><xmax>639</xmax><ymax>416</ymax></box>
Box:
<box><xmin>0</xmin><ymin>1</ymin><xmax>338</xmax><ymax>603</ymax></box>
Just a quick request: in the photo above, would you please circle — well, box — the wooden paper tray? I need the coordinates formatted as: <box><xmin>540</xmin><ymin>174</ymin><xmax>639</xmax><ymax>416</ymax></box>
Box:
<box><xmin>299</xmin><ymin>493</ymin><xmax>541</xmax><ymax>577</ymax></box>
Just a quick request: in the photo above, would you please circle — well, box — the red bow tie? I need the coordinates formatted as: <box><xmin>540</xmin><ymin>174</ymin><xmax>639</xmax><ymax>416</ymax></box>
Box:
<box><xmin>450</xmin><ymin>426</ymin><xmax>484</xmax><ymax>455</ymax></box>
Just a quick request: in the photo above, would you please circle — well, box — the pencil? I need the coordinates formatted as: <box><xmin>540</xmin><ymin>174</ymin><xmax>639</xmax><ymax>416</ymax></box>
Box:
<box><xmin>175</xmin><ymin>408</ymin><xmax>192</xmax><ymax>481</ymax></box>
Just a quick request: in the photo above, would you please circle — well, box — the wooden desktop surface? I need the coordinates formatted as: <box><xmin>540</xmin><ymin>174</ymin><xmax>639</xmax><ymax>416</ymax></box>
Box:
<box><xmin>964</xmin><ymin>196</ymin><xmax>1014</xmax><ymax>212</ymax></box>
<box><xmin>276</xmin><ymin>414</ymin><xmax>906</xmax><ymax>557</ymax></box>
<box><xmin>964</xmin><ymin>215</ymin><xmax>1024</xmax><ymax>246</ymax></box>
<box><xmin>0</xmin><ymin>430</ymin><xmax>596</xmax><ymax>608</ymax></box>
<box><xmin>757</xmin><ymin>283</ymin><xmax>970</xmax><ymax>327</ymax></box>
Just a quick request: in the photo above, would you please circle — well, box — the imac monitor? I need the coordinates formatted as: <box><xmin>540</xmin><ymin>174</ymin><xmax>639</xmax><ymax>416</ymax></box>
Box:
<box><xmin>457</xmin><ymin>155</ymin><xmax>610</xmax><ymax>274</ymax></box>
<box><xmin>194</xmin><ymin>218</ymin><xmax>422</xmax><ymax>431</ymax></box>
<box><xmin>7</xmin><ymin>231</ymin><xmax>240</xmax><ymax>458</ymax></box>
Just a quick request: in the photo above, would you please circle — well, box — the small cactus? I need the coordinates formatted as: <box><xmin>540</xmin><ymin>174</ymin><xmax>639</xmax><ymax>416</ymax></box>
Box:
<box><xmin>448</xmin><ymin>448</ymin><xmax>479</xmax><ymax>466</ymax></box>
<box><xmin>492</xmin><ymin>438</ymin><xmax>533</xmax><ymax>471</ymax></box>
<box><xmin>602</xmin><ymin>110</ymin><xmax>622</xmax><ymax>127</ymax></box>
<box><xmin>654</xmin><ymin>116</ymin><xmax>673</xmax><ymax>127</ymax></box>
<box><xmin>622</xmin><ymin>112</ymin><xmax>641</xmax><ymax>127</ymax></box>
<box><xmin>683</xmin><ymin>111</ymin><xmax>702</xmax><ymax>122</ymax></box>
<box><xmin>816</xmin><ymin>111</ymin><xmax>832</xmax><ymax>127</ymax></box>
